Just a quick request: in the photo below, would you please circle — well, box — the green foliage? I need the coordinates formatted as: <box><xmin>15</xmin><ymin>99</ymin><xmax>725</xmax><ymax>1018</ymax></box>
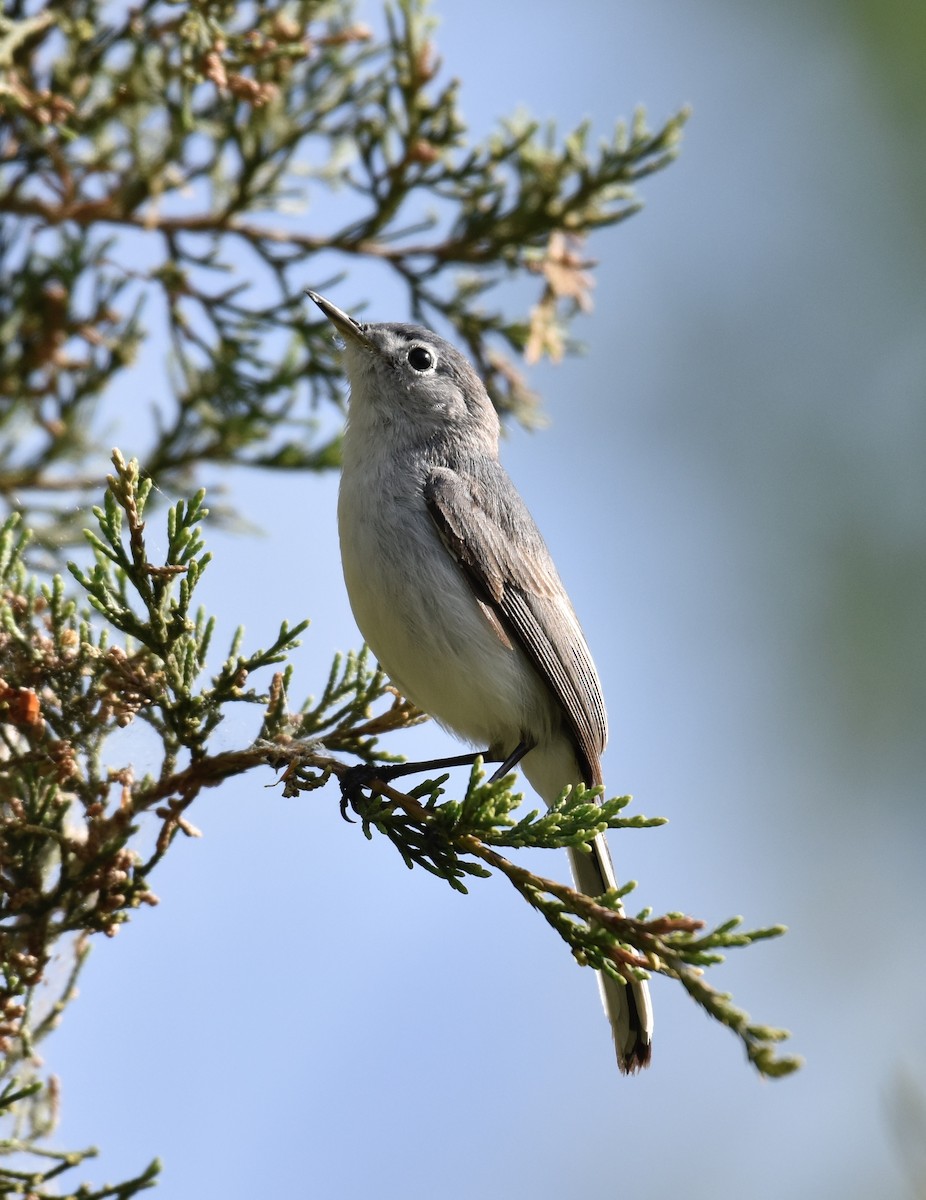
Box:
<box><xmin>67</xmin><ymin>451</ymin><xmax>310</xmax><ymax>769</ymax></box>
<box><xmin>337</xmin><ymin>770</ymin><xmax>665</xmax><ymax>887</ymax></box>
<box><xmin>0</xmin><ymin>1064</ymin><xmax>160</xmax><ymax>1199</ymax></box>
<box><xmin>283</xmin><ymin>645</ymin><xmax>424</xmax><ymax>762</ymax></box>
<box><xmin>0</xmin><ymin>0</ymin><xmax>686</xmax><ymax>549</ymax></box>
<box><xmin>0</xmin><ymin>453</ymin><xmax>408</xmax><ymax>1192</ymax></box>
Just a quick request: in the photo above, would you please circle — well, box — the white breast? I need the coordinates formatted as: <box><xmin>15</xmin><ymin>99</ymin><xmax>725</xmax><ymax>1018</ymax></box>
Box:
<box><xmin>337</xmin><ymin>454</ymin><xmax>559</xmax><ymax>755</ymax></box>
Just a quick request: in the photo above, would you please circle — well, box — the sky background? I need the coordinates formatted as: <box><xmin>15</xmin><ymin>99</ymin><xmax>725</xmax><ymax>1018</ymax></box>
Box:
<box><xmin>39</xmin><ymin>1</ymin><xmax>926</xmax><ymax>1197</ymax></box>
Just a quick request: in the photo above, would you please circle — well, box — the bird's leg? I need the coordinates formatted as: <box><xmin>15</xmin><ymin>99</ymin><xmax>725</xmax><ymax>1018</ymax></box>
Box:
<box><xmin>339</xmin><ymin>743</ymin><xmax>535</xmax><ymax>820</ymax></box>
<box><xmin>488</xmin><ymin>739</ymin><xmax>535</xmax><ymax>782</ymax></box>
<box><xmin>339</xmin><ymin>750</ymin><xmax>500</xmax><ymax>820</ymax></box>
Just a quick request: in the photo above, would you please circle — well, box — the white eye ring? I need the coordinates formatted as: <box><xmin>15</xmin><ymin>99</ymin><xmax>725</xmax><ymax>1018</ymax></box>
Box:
<box><xmin>407</xmin><ymin>346</ymin><xmax>435</xmax><ymax>372</ymax></box>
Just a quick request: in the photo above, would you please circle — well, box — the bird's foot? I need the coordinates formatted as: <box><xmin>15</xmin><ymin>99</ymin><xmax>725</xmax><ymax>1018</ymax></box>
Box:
<box><xmin>338</xmin><ymin>762</ymin><xmax>410</xmax><ymax>821</ymax></box>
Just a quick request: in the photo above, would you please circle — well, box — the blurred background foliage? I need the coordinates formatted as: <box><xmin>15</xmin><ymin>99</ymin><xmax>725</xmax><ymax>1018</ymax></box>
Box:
<box><xmin>814</xmin><ymin>0</ymin><xmax>926</xmax><ymax>770</ymax></box>
<box><xmin>694</xmin><ymin>0</ymin><xmax>926</xmax><ymax>783</ymax></box>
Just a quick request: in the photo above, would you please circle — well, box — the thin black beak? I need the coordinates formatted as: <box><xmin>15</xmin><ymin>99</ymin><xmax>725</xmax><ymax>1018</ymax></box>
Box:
<box><xmin>306</xmin><ymin>290</ymin><xmax>372</xmax><ymax>346</ymax></box>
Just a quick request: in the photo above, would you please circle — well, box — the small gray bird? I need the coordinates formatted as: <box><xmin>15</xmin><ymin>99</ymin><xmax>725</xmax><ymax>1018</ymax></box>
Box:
<box><xmin>309</xmin><ymin>291</ymin><xmax>653</xmax><ymax>1073</ymax></box>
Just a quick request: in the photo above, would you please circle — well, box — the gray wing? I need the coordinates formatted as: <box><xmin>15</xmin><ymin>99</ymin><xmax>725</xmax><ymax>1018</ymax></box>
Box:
<box><xmin>423</xmin><ymin>462</ymin><xmax>607</xmax><ymax>781</ymax></box>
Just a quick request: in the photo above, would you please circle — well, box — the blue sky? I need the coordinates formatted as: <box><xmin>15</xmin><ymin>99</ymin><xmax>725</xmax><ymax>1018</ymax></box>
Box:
<box><xmin>39</xmin><ymin>3</ymin><xmax>926</xmax><ymax>1197</ymax></box>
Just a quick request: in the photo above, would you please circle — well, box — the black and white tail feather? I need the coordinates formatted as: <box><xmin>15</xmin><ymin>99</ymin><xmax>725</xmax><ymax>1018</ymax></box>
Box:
<box><xmin>568</xmin><ymin>836</ymin><xmax>653</xmax><ymax>1073</ymax></box>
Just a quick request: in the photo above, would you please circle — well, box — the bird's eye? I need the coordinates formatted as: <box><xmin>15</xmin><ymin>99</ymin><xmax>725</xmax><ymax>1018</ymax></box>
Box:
<box><xmin>407</xmin><ymin>346</ymin><xmax>434</xmax><ymax>372</ymax></box>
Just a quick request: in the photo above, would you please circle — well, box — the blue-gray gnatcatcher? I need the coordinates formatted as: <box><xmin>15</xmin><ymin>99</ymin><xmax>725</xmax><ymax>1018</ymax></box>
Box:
<box><xmin>309</xmin><ymin>291</ymin><xmax>653</xmax><ymax>1073</ymax></box>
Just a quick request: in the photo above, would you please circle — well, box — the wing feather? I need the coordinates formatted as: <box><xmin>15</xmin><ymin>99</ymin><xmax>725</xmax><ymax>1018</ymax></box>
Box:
<box><xmin>423</xmin><ymin>463</ymin><xmax>607</xmax><ymax>780</ymax></box>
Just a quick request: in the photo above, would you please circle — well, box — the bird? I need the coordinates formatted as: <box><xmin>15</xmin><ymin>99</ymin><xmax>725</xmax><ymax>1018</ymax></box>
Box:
<box><xmin>309</xmin><ymin>290</ymin><xmax>653</xmax><ymax>1073</ymax></box>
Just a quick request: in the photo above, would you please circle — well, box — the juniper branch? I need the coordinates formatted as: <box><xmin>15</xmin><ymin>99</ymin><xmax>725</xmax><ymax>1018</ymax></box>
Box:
<box><xmin>275</xmin><ymin>753</ymin><xmax>801</xmax><ymax>1079</ymax></box>
<box><xmin>0</xmin><ymin>0</ymin><xmax>686</xmax><ymax>549</ymax></box>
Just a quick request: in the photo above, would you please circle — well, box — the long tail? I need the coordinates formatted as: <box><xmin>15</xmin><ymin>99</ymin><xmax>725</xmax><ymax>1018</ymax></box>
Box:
<box><xmin>567</xmin><ymin>833</ymin><xmax>653</xmax><ymax>1073</ymax></box>
<box><xmin>523</xmin><ymin>741</ymin><xmax>653</xmax><ymax>1073</ymax></box>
